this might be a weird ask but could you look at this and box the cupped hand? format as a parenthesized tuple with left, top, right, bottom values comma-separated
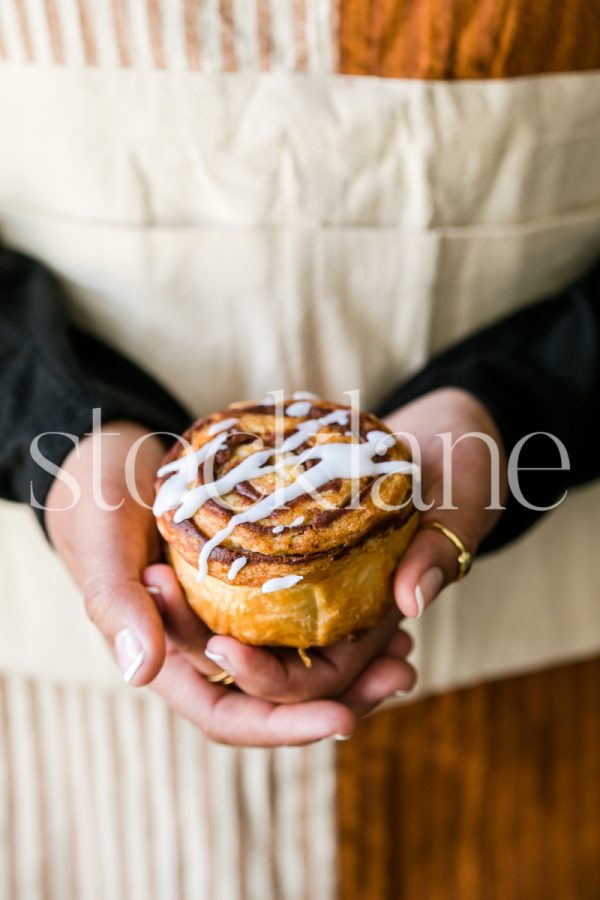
(46, 420, 415, 746)
(385, 388, 508, 618)
(146, 564, 416, 742)
(143, 562, 416, 710)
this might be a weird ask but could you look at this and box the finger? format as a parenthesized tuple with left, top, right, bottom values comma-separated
(45, 428, 169, 689)
(202, 634, 361, 703)
(83, 574, 166, 686)
(143, 564, 369, 697)
(142, 564, 224, 676)
(393, 513, 477, 618)
(204, 605, 403, 703)
(151, 646, 356, 747)
(378, 627, 414, 660)
(145, 563, 369, 695)
(338, 654, 417, 717)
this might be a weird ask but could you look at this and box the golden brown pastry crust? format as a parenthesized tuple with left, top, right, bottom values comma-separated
(155, 398, 418, 646)
(168, 515, 419, 646)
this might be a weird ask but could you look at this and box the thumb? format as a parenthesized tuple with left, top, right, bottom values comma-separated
(83, 574, 167, 686)
(393, 514, 477, 619)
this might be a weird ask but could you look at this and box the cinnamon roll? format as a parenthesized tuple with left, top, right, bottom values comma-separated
(153, 395, 419, 648)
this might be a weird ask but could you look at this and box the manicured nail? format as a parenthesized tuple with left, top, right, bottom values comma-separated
(115, 629, 144, 684)
(415, 567, 444, 617)
(415, 585, 425, 617)
(145, 584, 165, 614)
(205, 649, 235, 675)
(333, 733, 352, 741)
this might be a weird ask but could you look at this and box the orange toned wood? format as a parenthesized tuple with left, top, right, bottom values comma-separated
(337, 656, 600, 900)
(338, 0, 600, 79)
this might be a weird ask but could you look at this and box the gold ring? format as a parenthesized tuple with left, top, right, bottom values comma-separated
(421, 521, 473, 580)
(207, 668, 235, 686)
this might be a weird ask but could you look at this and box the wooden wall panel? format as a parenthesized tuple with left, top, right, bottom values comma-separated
(338, 0, 600, 79)
(337, 657, 600, 900)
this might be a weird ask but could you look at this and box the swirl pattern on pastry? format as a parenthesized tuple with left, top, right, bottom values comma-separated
(153, 397, 419, 646)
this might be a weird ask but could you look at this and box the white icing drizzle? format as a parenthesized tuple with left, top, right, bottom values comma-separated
(152, 432, 229, 517)
(292, 391, 321, 401)
(154, 409, 415, 583)
(281, 409, 350, 453)
(261, 574, 304, 593)
(227, 556, 248, 580)
(171, 448, 275, 524)
(207, 417, 239, 436)
(272, 514, 305, 534)
(366, 430, 396, 455)
(285, 400, 312, 417)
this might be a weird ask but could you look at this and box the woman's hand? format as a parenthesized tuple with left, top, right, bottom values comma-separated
(143, 562, 416, 709)
(385, 388, 508, 618)
(45, 421, 415, 745)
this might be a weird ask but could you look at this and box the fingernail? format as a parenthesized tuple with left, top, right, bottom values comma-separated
(393, 690, 409, 697)
(205, 649, 235, 675)
(333, 733, 352, 741)
(415, 567, 444, 617)
(145, 584, 165, 614)
(115, 629, 144, 685)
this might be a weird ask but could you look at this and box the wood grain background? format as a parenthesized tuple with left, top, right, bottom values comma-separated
(338, 0, 600, 79)
(337, 656, 600, 900)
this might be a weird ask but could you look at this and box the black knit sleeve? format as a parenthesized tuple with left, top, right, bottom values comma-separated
(377, 255, 600, 553)
(0, 245, 191, 527)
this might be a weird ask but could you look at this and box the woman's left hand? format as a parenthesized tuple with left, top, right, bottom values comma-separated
(385, 387, 509, 618)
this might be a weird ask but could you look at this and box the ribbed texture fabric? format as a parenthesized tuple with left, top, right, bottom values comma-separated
(0, 0, 338, 72)
(0, 675, 336, 900)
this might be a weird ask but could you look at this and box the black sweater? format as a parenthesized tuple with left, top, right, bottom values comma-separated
(1, 243, 598, 549)
(0, 247, 190, 525)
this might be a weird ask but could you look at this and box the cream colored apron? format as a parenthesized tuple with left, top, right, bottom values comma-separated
(1, 3, 600, 898)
